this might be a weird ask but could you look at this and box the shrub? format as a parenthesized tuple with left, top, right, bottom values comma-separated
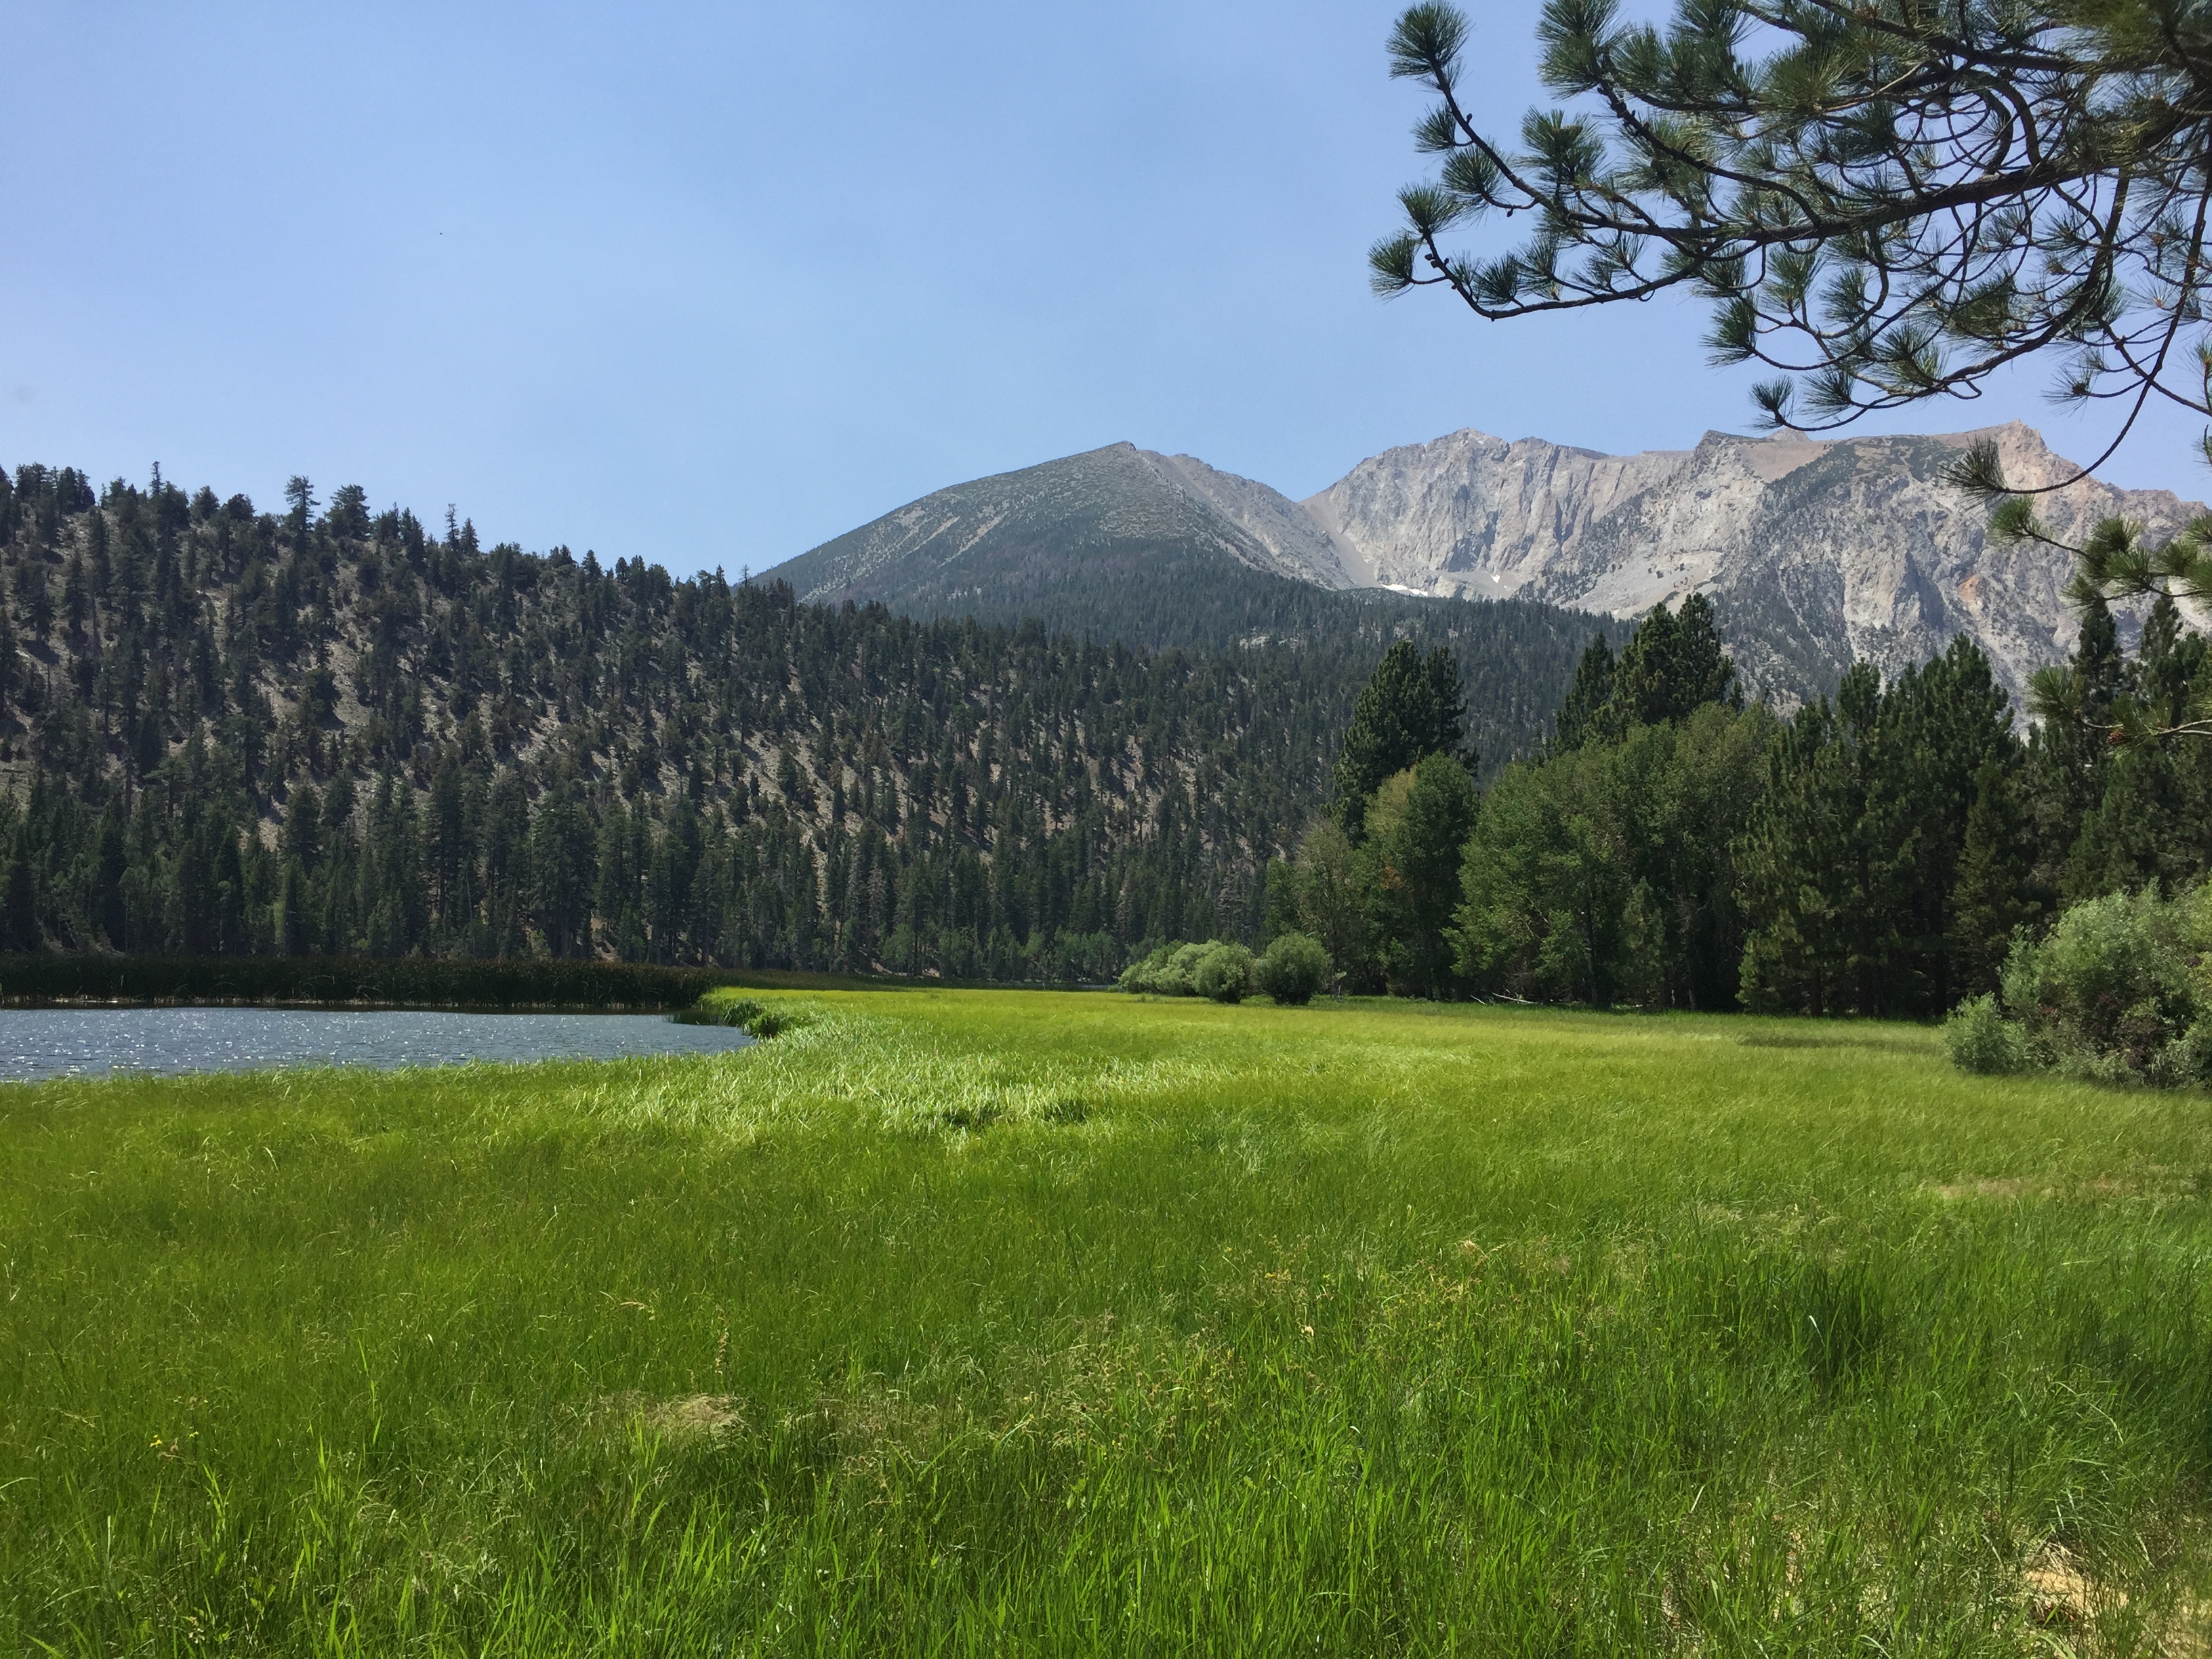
(1118, 943, 1210, 996)
(1114, 946, 1168, 994)
(699, 995, 767, 1030)
(1945, 887, 2212, 1086)
(2001, 888, 2204, 1083)
(1118, 940, 1256, 1000)
(1941, 993, 2025, 1075)
(1254, 932, 1332, 1006)
(1161, 944, 1211, 996)
(1191, 942, 1254, 1004)
(684, 993, 815, 1038)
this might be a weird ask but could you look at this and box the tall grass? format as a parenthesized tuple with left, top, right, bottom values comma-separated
(2, 992, 2209, 1653)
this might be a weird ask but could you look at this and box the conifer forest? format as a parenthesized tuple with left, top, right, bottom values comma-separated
(0, 463, 1589, 982)
(0, 459, 2200, 1005)
(1279, 590, 2212, 1019)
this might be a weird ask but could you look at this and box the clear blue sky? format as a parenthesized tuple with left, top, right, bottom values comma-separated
(3, 1, 2203, 577)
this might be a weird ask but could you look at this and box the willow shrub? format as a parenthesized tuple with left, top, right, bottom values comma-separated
(1254, 931, 1332, 1005)
(1946, 886, 2212, 1084)
(1119, 940, 1254, 1001)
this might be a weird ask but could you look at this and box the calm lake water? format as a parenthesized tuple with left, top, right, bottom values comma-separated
(0, 1008, 755, 1081)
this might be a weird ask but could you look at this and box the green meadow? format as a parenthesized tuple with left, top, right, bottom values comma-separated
(3, 990, 2210, 1654)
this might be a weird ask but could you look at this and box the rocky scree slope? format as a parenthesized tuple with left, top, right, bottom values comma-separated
(776, 442, 1355, 608)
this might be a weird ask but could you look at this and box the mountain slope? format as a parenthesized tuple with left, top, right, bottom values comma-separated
(1307, 422, 2205, 703)
(764, 442, 1608, 729)
(0, 462, 1594, 976)
(774, 442, 1353, 623)
(772, 421, 2207, 709)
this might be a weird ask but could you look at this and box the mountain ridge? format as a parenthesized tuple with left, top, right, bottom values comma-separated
(767, 421, 2207, 706)
(772, 441, 1359, 611)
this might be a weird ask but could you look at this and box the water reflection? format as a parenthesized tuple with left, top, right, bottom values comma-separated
(0, 1008, 754, 1080)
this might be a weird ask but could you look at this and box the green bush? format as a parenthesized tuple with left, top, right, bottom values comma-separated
(1944, 888, 2212, 1086)
(1162, 944, 1212, 995)
(1940, 993, 2025, 1075)
(1254, 933, 1332, 1006)
(1118, 940, 1255, 1001)
(683, 992, 817, 1038)
(1118, 943, 1203, 996)
(687, 995, 768, 1030)
(1191, 942, 1255, 1004)
(2002, 888, 2208, 1084)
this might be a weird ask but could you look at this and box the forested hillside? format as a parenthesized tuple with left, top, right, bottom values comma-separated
(1261, 585, 2212, 1034)
(0, 463, 1593, 976)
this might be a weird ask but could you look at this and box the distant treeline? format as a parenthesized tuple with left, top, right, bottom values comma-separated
(0, 955, 752, 1008)
(0, 463, 1593, 982)
(1273, 591, 2206, 1019)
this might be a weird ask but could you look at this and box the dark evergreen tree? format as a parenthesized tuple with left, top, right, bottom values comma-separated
(2064, 595, 2212, 897)
(1332, 641, 1468, 834)
(1549, 596, 1733, 750)
(1948, 759, 2041, 996)
(1550, 634, 1613, 752)
(89, 806, 125, 949)
(1736, 667, 1885, 1017)
(1738, 641, 2015, 1017)
(2022, 592, 2125, 897)
(1610, 594, 1737, 729)
(1877, 637, 2018, 1010)
(531, 781, 598, 959)
(0, 830, 35, 951)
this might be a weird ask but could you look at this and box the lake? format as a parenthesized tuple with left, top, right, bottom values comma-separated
(0, 1008, 755, 1081)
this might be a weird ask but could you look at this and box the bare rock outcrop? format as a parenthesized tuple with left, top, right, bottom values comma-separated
(1305, 422, 2205, 703)
(765, 420, 2206, 709)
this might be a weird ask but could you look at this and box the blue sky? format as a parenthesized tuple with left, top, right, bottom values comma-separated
(3, 1, 2204, 577)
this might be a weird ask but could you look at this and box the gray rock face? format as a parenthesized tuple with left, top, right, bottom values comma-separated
(1303, 421, 2205, 703)
(1140, 451, 1357, 590)
(766, 420, 2204, 708)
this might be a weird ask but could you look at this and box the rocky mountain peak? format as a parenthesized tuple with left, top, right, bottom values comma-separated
(1301, 421, 2205, 705)
(764, 419, 2206, 709)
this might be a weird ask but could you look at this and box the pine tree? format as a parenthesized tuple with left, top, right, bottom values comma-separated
(2023, 592, 2124, 895)
(90, 806, 125, 949)
(2066, 596, 2212, 897)
(0, 599, 17, 722)
(1333, 641, 1468, 833)
(531, 781, 598, 958)
(1, 830, 35, 951)
(1948, 759, 2040, 998)
(426, 754, 470, 937)
(1876, 637, 2017, 1010)
(1612, 594, 1738, 729)
(1551, 635, 1614, 752)
(1738, 671, 1880, 1016)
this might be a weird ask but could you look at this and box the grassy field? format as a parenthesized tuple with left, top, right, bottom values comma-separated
(2, 991, 2209, 1655)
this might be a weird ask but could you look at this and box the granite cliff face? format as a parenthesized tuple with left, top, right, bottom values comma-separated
(767, 422, 2207, 707)
(1304, 422, 2205, 703)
